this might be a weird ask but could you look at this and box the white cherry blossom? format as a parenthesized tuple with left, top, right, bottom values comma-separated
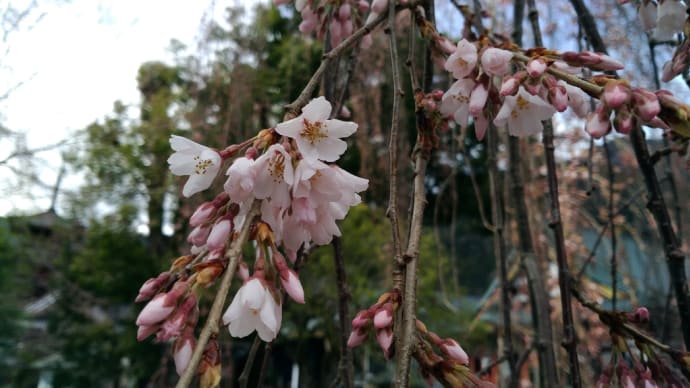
(168, 135, 222, 197)
(224, 156, 257, 203)
(276, 96, 357, 162)
(654, 0, 686, 41)
(440, 78, 476, 128)
(222, 278, 282, 342)
(494, 87, 556, 137)
(253, 144, 294, 208)
(444, 39, 478, 79)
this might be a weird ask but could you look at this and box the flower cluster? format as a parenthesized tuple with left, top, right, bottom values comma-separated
(347, 290, 400, 359)
(274, 0, 377, 49)
(593, 306, 690, 387)
(135, 96, 367, 376)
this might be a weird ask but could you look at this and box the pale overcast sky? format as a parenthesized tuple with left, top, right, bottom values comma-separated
(0, 0, 259, 215)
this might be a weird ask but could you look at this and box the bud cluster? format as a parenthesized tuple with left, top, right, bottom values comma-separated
(347, 290, 400, 359)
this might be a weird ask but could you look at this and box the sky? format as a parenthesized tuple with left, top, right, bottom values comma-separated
(0, 0, 261, 215)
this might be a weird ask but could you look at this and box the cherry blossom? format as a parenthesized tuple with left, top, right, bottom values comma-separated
(275, 96, 357, 162)
(444, 39, 478, 79)
(168, 135, 222, 197)
(440, 78, 475, 128)
(494, 87, 556, 136)
(480, 47, 513, 76)
(222, 278, 282, 342)
(224, 156, 257, 203)
(253, 144, 294, 207)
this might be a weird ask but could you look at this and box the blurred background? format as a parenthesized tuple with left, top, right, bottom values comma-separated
(1, 0, 689, 386)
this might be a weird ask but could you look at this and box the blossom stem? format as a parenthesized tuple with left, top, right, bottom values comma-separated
(175, 201, 260, 388)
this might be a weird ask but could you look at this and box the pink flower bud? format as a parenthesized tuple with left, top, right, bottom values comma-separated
(376, 327, 394, 354)
(469, 82, 489, 116)
(338, 3, 351, 19)
(137, 324, 160, 341)
(647, 116, 670, 130)
(480, 47, 513, 76)
(437, 37, 457, 55)
(373, 303, 394, 329)
(632, 87, 661, 122)
(351, 310, 371, 328)
(613, 107, 635, 134)
(474, 113, 488, 141)
(526, 58, 547, 78)
(136, 293, 176, 326)
(500, 72, 524, 96)
(440, 339, 469, 365)
(190, 202, 216, 227)
(339, 105, 352, 119)
(602, 82, 631, 109)
(329, 19, 343, 47)
(347, 328, 368, 347)
(187, 225, 211, 247)
(549, 84, 568, 112)
(174, 333, 195, 376)
(158, 295, 197, 341)
(432, 89, 445, 101)
(135, 271, 171, 302)
(342, 19, 353, 38)
(357, 0, 370, 12)
(206, 218, 233, 251)
(371, 0, 389, 14)
(585, 104, 612, 139)
(633, 306, 650, 323)
(280, 269, 305, 304)
(164, 280, 191, 306)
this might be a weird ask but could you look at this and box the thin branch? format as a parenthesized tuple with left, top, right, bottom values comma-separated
(332, 236, 354, 388)
(487, 122, 517, 383)
(238, 335, 262, 388)
(284, 0, 423, 117)
(534, 0, 582, 372)
(603, 138, 617, 312)
(256, 341, 273, 387)
(175, 202, 259, 388)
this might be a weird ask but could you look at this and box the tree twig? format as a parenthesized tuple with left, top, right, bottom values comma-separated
(238, 335, 262, 388)
(332, 236, 354, 388)
(175, 201, 259, 388)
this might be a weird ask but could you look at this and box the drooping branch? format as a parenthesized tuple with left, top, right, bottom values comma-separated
(565, 0, 690, 351)
(176, 201, 260, 388)
(510, 1, 559, 386)
(526, 0, 582, 385)
(332, 236, 354, 388)
(487, 122, 517, 385)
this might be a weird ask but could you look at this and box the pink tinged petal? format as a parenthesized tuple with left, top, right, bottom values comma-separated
(136, 294, 175, 326)
(632, 88, 661, 121)
(437, 37, 457, 55)
(549, 84, 569, 112)
(206, 219, 232, 251)
(242, 278, 266, 311)
(440, 339, 469, 365)
(638, 0, 657, 31)
(347, 328, 368, 347)
(469, 82, 489, 116)
(376, 327, 394, 352)
(275, 116, 304, 138)
(190, 202, 215, 227)
(445, 39, 478, 79)
(137, 324, 159, 341)
(560, 81, 589, 117)
(500, 76, 520, 96)
(373, 304, 393, 329)
(301, 96, 332, 122)
(174, 338, 195, 376)
(188, 225, 211, 247)
(352, 310, 371, 328)
(480, 48, 513, 76)
(237, 261, 250, 281)
(371, 0, 389, 14)
(313, 137, 348, 162)
(325, 119, 357, 137)
(585, 104, 612, 138)
(281, 269, 305, 304)
(602, 82, 631, 109)
(135, 271, 170, 303)
(613, 108, 635, 134)
(526, 58, 547, 78)
(474, 113, 489, 141)
(441, 79, 475, 127)
(229, 315, 259, 338)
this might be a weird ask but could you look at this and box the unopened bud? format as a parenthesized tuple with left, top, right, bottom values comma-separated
(136, 293, 175, 326)
(135, 271, 171, 302)
(439, 338, 469, 365)
(347, 327, 368, 347)
(190, 202, 216, 227)
(280, 269, 305, 304)
(373, 303, 394, 329)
